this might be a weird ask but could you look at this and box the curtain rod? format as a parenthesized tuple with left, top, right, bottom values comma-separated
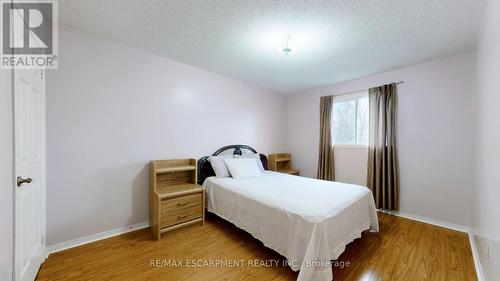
(328, 81, 404, 98)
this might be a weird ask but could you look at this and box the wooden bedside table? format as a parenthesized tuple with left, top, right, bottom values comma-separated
(149, 159, 205, 240)
(268, 153, 300, 176)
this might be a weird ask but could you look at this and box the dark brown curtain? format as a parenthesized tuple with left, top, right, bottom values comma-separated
(367, 83, 399, 211)
(317, 96, 335, 181)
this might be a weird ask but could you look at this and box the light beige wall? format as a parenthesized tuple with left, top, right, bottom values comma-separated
(333, 147, 368, 186)
(473, 0, 500, 279)
(46, 25, 287, 246)
(286, 53, 476, 227)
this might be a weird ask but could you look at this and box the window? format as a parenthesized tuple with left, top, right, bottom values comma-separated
(332, 91, 369, 146)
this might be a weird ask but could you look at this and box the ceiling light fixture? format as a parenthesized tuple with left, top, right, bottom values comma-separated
(276, 35, 297, 56)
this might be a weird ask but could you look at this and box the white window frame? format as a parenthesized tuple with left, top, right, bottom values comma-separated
(332, 91, 369, 149)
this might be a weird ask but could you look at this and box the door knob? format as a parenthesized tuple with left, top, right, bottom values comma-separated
(17, 176, 33, 187)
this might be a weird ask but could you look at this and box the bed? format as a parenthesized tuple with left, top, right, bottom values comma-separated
(198, 145, 379, 281)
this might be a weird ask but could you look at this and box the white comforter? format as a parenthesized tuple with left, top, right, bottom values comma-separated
(203, 172, 379, 281)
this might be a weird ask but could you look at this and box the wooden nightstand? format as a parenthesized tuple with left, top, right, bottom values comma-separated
(149, 159, 205, 240)
(268, 153, 300, 176)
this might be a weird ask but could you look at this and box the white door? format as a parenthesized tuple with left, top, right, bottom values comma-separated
(14, 69, 46, 281)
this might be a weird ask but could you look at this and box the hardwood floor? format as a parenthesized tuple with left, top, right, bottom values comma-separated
(36, 213, 476, 281)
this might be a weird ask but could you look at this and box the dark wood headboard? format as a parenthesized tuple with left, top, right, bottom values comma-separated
(197, 145, 268, 185)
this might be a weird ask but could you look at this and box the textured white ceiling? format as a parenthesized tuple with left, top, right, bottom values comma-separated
(59, 0, 484, 94)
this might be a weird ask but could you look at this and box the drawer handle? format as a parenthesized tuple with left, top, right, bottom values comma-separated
(177, 202, 188, 207)
(177, 215, 188, 220)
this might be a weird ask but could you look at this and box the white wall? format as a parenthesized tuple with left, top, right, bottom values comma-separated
(0, 69, 13, 281)
(473, 0, 500, 279)
(46, 26, 286, 245)
(286, 53, 476, 227)
(333, 147, 368, 186)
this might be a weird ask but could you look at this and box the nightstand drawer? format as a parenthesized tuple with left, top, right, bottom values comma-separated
(160, 193, 202, 228)
(160, 205, 202, 227)
(161, 193, 202, 210)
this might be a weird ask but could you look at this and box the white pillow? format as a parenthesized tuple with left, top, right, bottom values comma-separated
(209, 155, 233, 178)
(234, 153, 265, 172)
(223, 158, 263, 180)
